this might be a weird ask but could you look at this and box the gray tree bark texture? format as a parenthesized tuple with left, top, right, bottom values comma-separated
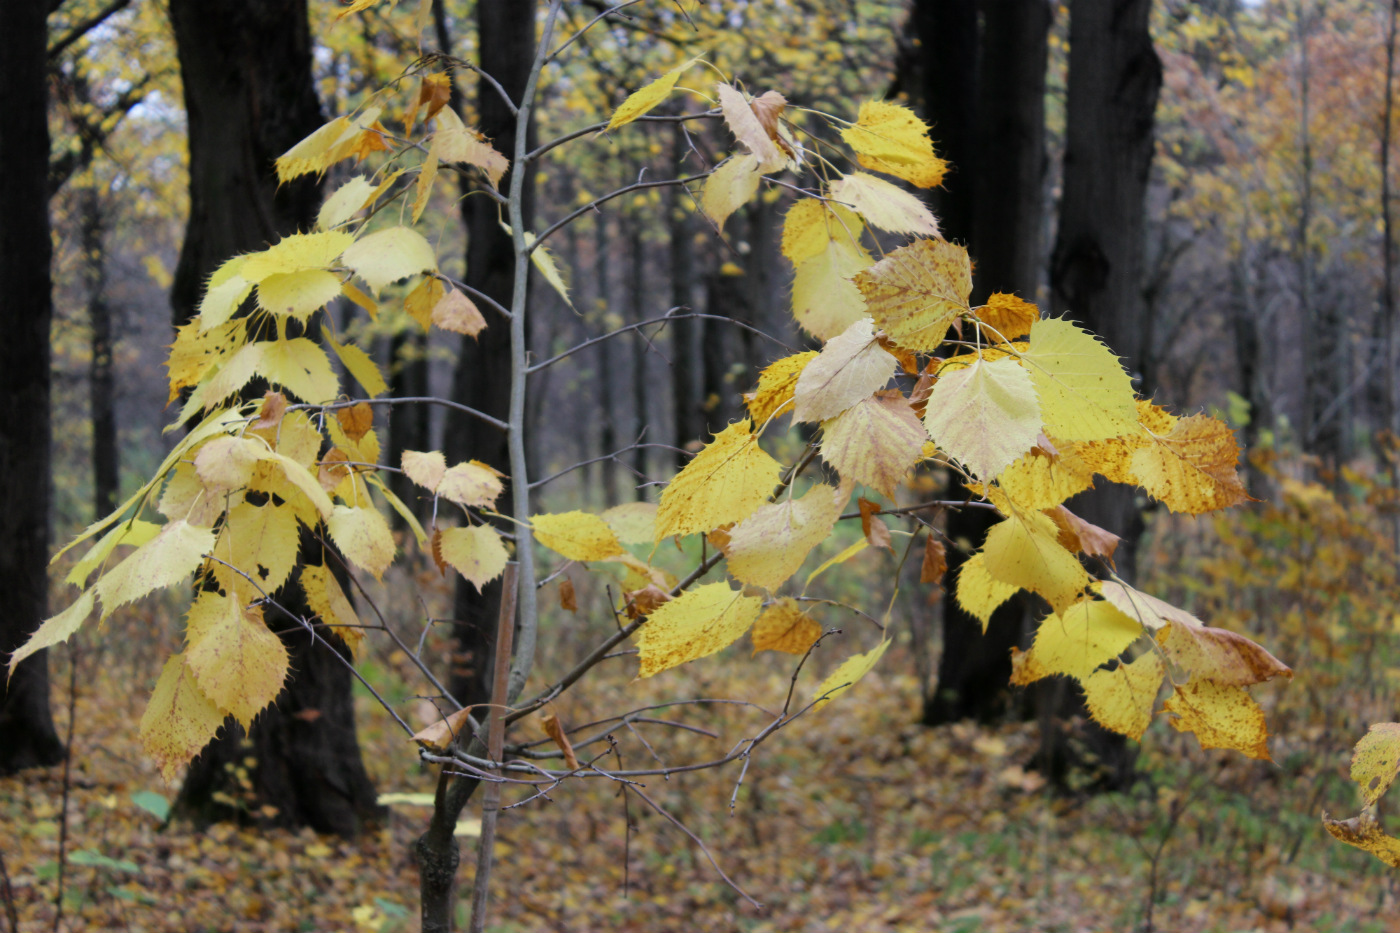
(0, 0, 67, 777)
(444, 0, 539, 713)
(166, 0, 381, 836)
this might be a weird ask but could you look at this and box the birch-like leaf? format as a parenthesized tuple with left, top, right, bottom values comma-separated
(635, 582, 762, 678)
(532, 510, 625, 561)
(654, 420, 782, 541)
(828, 172, 939, 237)
(701, 153, 762, 229)
(1022, 318, 1138, 442)
(140, 653, 225, 783)
(792, 318, 896, 423)
(726, 484, 843, 591)
(855, 238, 971, 351)
(820, 391, 925, 497)
(436, 526, 510, 593)
(923, 357, 1041, 480)
(95, 521, 217, 621)
(341, 226, 437, 296)
(812, 638, 891, 710)
(185, 593, 288, 730)
(327, 504, 395, 580)
(840, 100, 947, 188)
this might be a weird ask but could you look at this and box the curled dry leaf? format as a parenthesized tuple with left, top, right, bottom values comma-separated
(540, 712, 581, 771)
(412, 707, 476, 753)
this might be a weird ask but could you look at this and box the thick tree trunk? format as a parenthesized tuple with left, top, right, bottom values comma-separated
(82, 187, 119, 519)
(167, 0, 380, 836)
(444, 0, 537, 711)
(0, 0, 66, 776)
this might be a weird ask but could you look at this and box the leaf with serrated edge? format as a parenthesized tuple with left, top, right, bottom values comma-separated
(601, 502, 657, 545)
(140, 653, 225, 783)
(792, 318, 896, 423)
(432, 289, 486, 336)
(302, 564, 365, 656)
(820, 391, 925, 497)
(1022, 318, 1138, 442)
(341, 226, 437, 296)
(1130, 413, 1250, 515)
(185, 593, 288, 729)
(207, 501, 300, 600)
(606, 59, 698, 131)
(654, 420, 782, 541)
(855, 238, 971, 351)
(318, 175, 375, 230)
(701, 153, 762, 229)
(1351, 723, 1400, 808)
(240, 231, 354, 282)
(95, 521, 217, 621)
(1162, 679, 1272, 760)
(1324, 809, 1400, 869)
(327, 505, 395, 580)
(433, 107, 507, 187)
(7, 590, 96, 679)
(840, 100, 946, 188)
(438, 460, 504, 509)
(1082, 652, 1164, 740)
(828, 172, 939, 237)
(727, 484, 843, 591)
(995, 447, 1094, 511)
(781, 199, 863, 265)
(437, 525, 510, 592)
(746, 351, 817, 427)
(976, 293, 1038, 341)
(532, 510, 625, 561)
(716, 83, 785, 172)
(751, 598, 821, 655)
(67, 520, 161, 588)
(326, 336, 387, 397)
(1010, 599, 1143, 685)
(981, 509, 1088, 613)
(402, 450, 447, 492)
(256, 269, 343, 320)
(522, 231, 573, 308)
(924, 357, 1041, 480)
(635, 582, 762, 678)
(791, 231, 873, 341)
(813, 638, 890, 710)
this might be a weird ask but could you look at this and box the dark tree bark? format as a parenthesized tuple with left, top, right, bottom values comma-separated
(0, 0, 66, 777)
(669, 127, 701, 461)
(443, 0, 537, 711)
(387, 329, 431, 529)
(81, 187, 119, 519)
(908, 0, 978, 245)
(166, 0, 380, 836)
(917, 0, 1051, 726)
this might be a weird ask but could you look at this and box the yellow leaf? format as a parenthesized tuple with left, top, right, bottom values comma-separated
(258, 338, 341, 404)
(701, 153, 762, 229)
(606, 59, 697, 131)
(1162, 678, 1272, 760)
(198, 275, 253, 331)
(412, 147, 439, 224)
(437, 460, 504, 509)
(791, 229, 873, 341)
(781, 199, 863, 265)
(1350, 723, 1400, 807)
(433, 107, 508, 188)
(341, 226, 437, 296)
(812, 637, 890, 710)
(166, 320, 245, 403)
(327, 505, 395, 580)
(207, 501, 301, 599)
(804, 538, 868, 588)
(828, 172, 939, 237)
(727, 484, 843, 591)
(1082, 652, 1165, 740)
(746, 351, 817, 427)
(924, 357, 1041, 481)
(7, 590, 96, 680)
(342, 282, 379, 319)
(67, 520, 161, 587)
(402, 450, 447, 492)
(1324, 808, 1400, 869)
(326, 335, 388, 397)
(1022, 318, 1138, 442)
(302, 564, 365, 657)
(955, 553, 1018, 631)
(1009, 599, 1144, 685)
(317, 175, 375, 230)
(981, 509, 1088, 613)
(751, 598, 821, 655)
(532, 510, 625, 561)
(240, 231, 355, 282)
(995, 446, 1095, 511)
(404, 275, 445, 331)
(184, 592, 288, 729)
(266, 451, 336, 521)
(976, 292, 1038, 341)
(840, 100, 947, 188)
(855, 238, 971, 351)
(792, 318, 897, 423)
(367, 473, 427, 547)
(716, 82, 786, 172)
(95, 520, 217, 621)
(139, 653, 225, 783)
(523, 231, 573, 309)
(192, 435, 266, 496)
(255, 269, 343, 320)
(635, 582, 762, 677)
(275, 108, 383, 181)
(600, 501, 658, 545)
(432, 288, 487, 336)
(820, 391, 925, 498)
(1130, 413, 1251, 515)
(436, 525, 510, 592)
(654, 420, 782, 541)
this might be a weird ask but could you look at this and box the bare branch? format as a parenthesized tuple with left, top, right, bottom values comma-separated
(529, 172, 710, 250)
(526, 309, 798, 374)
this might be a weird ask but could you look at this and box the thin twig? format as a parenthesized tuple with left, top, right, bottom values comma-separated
(293, 396, 509, 432)
(527, 309, 797, 374)
(529, 173, 710, 249)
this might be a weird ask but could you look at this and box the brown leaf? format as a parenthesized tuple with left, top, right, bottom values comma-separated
(624, 584, 671, 620)
(429, 528, 448, 575)
(749, 90, 788, 143)
(253, 391, 288, 430)
(1046, 504, 1120, 567)
(540, 712, 580, 771)
(318, 448, 352, 492)
(411, 706, 475, 753)
(878, 336, 920, 375)
(559, 577, 577, 613)
(336, 402, 374, 442)
(706, 524, 733, 556)
(420, 73, 453, 126)
(432, 288, 487, 336)
(858, 498, 892, 551)
(920, 534, 947, 585)
(291, 708, 322, 722)
(909, 362, 937, 420)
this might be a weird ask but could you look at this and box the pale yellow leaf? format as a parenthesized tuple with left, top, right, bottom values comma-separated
(716, 82, 785, 172)
(185, 592, 288, 730)
(828, 172, 939, 237)
(326, 335, 388, 397)
(635, 581, 762, 678)
(781, 199, 863, 266)
(791, 231, 873, 341)
(327, 505, 395, 580)
(66, 520, 161, 587)
(95, 520, 217, 621)
(433, 107, 508, 188)
(840, 100, 947, 188)
(601, 502, 658, 545)
(820, 391, 925, 497)
(654, 420, 782, 541)
(701, 153, 762, 229)
(317, 175, 375, 230)
(256, 269, 343, 320)
(341, 226, 437, 296)
(924, 357, 1041, 480)
(532, 510, 625, 561)
(726, 484, 843, 591)
(812, 637, 890, 710)
(437, 460, 504, 509)
(366, 473, 427, 548)
(207, 501, 301, 599)
(792, 318, 896, 423)
(1082, 651, 1165, 740)
(804, 538, 868, 588)
(140, 653, 226, 783)
(1022, 318, 1138, 442)
(523, 231, 573, 308)
(301, 564, 365, 657)
(7, 590, 96, 679)
(257, 338, 341, 404)
(412, 147, 439, 224)
(240, 231, 355, 282)
(402, 449, 447, 492)
(198, 275, 253, 331)
(436, 525, 510, 592)
(981, 509, 1089, 613)
(854, 238, 971, 351)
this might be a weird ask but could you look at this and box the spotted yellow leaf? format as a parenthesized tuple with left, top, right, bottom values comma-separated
(1010, 599, 1144, 685)
(1082, 651, 1165, 740)
(792, 318, 896, 423)
(781, 199, 863, 266)
(812, 637, 890, 710)
(854, 238, 971, 351)
(301, 564, 365, 656)
(436, 525, 510, 592)
(184, 592, 288, 730)
(745, 351, 817, 427)
(635, 582, 762, 678)
(840, 100, 947, 188)
(532, 510, 625, 561)
(1162, 678, 1272, 761)
(654, 420, 782, 541)
(327, 504, 395, 580)
(726, 484, 843, 591)
(820, 391, 925, 497)
(140, 653, 226, 783)
(751, 598, 821, 655)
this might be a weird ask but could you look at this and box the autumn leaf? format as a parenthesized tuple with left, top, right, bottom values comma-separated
(275, 107, 383, 181)
(854, 238, 972, 351)
(341, 226, 437, 296)
(411, 708, 477, 753)
(828, 172, 939, 237)
(606, 58, 698, 131)
(66, 519, 161, 587)
(751, 598, 821, 655)
(791, 227, 874, 341)
(955, 552, 1017, 630)
(532, 510, 625, 561)
(327, 504, 395, 580)
(792, 318, 897, 423)
(317, 175, 375, 230)
(1045, 504, 1119, 564)
(433, 107, 508, 188)
(207, 501, 300, 599)
(812, 638, 891, 710)
(432, 288, 487, 336)
(634, 582, 762, 678)
(920, 535, 947, 585)
(976, 293, 1039, 341)
(995, 446, 1095, 511)
(820, 391, 926, 497)
(924, 357, 1042, 481)
(1082, 652, 1165, 740)
(405, 276, 445, 330)
(7, 590, 96, 680)
(1010, 599, 1144, 684)
(981, 508, 1089, 613)
(327, 336, 388, 397)
(1129, 413, 1251, 514)
(654, 420, 782, 541)
(540, 713, 581, 770)
(256, 269, 343, 320)
(781, 199, 863, 266)
(402, 449, 447, 492)
(857, 497, 892, 550)
(701, 153, 762, 229)
(600, 501, 657, 545)
(1350, 723, 1400, 807)
(184, 592, 288, 729)
(301, 564, 364, 657)
(1324, 808, 1400, 869)
(95, 520, 217, 621)
(840, 99, 947, 188)
(437, 460, 505, 509)
(1022, 318, 1138, 442)
(140, 653, 226, 783)
(726, 484, 843, 591)
(436, 526, 510, 592)
(1162, 678, 1272, 761)
(716, 82, 786, 172)
(745, 351, 817, 427)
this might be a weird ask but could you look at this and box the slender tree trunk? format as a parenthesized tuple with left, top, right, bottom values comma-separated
(82, 187, 119, 519)
(0, 0, 66, 777)
(444, 0, 537, 711)
(596, 219, 620, 508)
(1045, 0, 1162, 788)
(167, 0, 380, 835)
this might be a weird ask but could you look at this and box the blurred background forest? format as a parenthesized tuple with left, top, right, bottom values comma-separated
(5, 0, 1400, 931)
